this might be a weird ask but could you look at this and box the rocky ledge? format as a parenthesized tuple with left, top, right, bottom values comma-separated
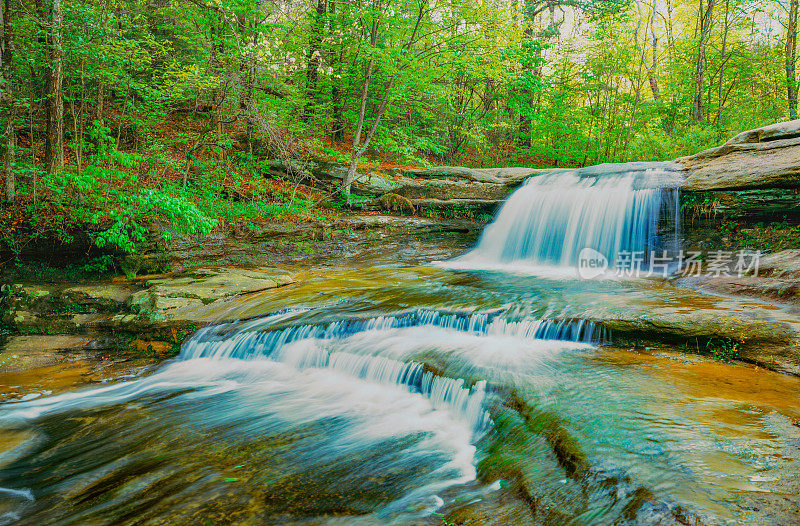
(678, 120, 800, 191)
(0, 266, 298, 370)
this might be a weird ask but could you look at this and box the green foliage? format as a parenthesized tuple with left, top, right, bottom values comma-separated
(705, 337, 741, 361)
(79, 255, 117, 277)
(43, 122, 216, 254)
(322, 147, 349, 164)
(680, 192, 717, 212)
(1, 0, 794, 270)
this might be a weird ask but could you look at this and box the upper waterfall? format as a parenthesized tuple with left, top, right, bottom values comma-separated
(450, 162, 683, 271)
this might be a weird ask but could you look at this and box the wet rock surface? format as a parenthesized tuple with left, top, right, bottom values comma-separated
(5, 227, 800, 524)
(673, 250, 800, 308)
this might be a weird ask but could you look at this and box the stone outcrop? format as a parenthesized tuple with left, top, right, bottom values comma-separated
(402, 166, 545, 185)
(673, 250, 800, 309)
(678, 119, 800, 191)
(1, 266, 298, 340)
(308, 159, 534, 215)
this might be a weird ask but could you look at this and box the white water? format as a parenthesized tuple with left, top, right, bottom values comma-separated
(0, 308, 599, 518)
(181, 309, 606, 363)
(444, 162, 682, 272)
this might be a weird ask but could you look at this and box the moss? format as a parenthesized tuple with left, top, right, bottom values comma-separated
(621, 487, 656, 521)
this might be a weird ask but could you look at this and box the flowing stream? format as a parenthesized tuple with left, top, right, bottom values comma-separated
(1, 163, 800, 525)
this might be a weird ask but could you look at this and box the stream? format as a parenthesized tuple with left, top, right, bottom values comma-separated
(1, 164, 799, 525)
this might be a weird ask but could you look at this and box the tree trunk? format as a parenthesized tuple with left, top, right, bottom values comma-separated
(1, 0, 13, 203)
(331, 80, 344, 142)
(209, 15, 224, 155)
(342, 48, 380, 196)
(518, 22, 534, 148)
(3, 108, 13, 203)
(329, 0, 344, 142)
(692, 0, 715, 123)
(246, 30, 256, 156)
(787, 0, 798, 120)
(239, 2, 262, 156)
(716, 0, 731, 126)
(45, 0, 64, 174)
(647, 2, 661, 101)
(95, 0, 107, 124)
(304, 0, 326, 121)
(342, 7, 380, 197)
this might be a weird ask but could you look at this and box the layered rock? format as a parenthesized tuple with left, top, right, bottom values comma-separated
(1, 267, 298, 353)
(673, 250, 800, 308)
(678, 119, 800, 191)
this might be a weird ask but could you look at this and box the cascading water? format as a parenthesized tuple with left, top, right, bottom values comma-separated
(447, 162, 683, 271)
(180, 309, 605, 432)
(184, 308, 607, 363)
(0, 307, 602, 523)
(5, 159, 796, 525)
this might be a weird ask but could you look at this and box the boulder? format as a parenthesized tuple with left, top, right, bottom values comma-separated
(128, 267, 297, 325)
(594, 308, 794, 346)
(724, 119, 800, 145)
(678, 121, 800, 191)
(390, 178, 511, 201)
(310, 161, 401, 195)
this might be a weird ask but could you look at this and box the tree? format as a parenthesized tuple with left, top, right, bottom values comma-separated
(44, 0, 64, 174)
(693, 0, 715, 122)
(1, 0, 13, 203)
(341, 0, 425, 197)
(304, 0, 327, 121)
(786, 0, 798, 120)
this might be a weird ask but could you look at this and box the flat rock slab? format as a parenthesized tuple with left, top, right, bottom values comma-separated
(0, 335, 159, 403)
(673, 250, 800, 309)
(62, 284, 134, 304)
(3, 266, 299, 332)
(148, 267, 294, 302)
(404, 166, 554, 185)
(677, 120, 800, 191)
(724, 119, 800, 145)
(0, 335, 94, 372)
(594, 307, 794, 344)
(130, 266, 298, 325)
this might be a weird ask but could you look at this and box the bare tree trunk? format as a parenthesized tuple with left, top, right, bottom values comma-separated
(1, 0, 14, 203)
(716, 0, 730, 126)
(518, 21, 534, 148)
(343, 50, 379, 196)
(246, 32, 256, 156)
(44, 0, 64, 174)
(209, 15, 224, 157)
(647, 1, 661, 101)
(95, 1, 109, 124)
(330, 21, 345, 141)
(304, 0, 326, 121)
(239, 2, 261, 156)
(341, 0, 425, 197)
(787, 0, 798, 120)
(331, 66, 344, 141)
(342, 4, 381, 197)
(625, 1, 650, 156)
(692, 0, 715, 123)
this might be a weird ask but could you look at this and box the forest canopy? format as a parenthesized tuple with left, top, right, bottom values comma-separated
(0, 0, 796, 261)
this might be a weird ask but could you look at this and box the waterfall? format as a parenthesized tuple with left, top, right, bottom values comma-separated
(453, 162, 682, 269)
(181, 310, 607, 361)
(179, 309, 606, 434)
